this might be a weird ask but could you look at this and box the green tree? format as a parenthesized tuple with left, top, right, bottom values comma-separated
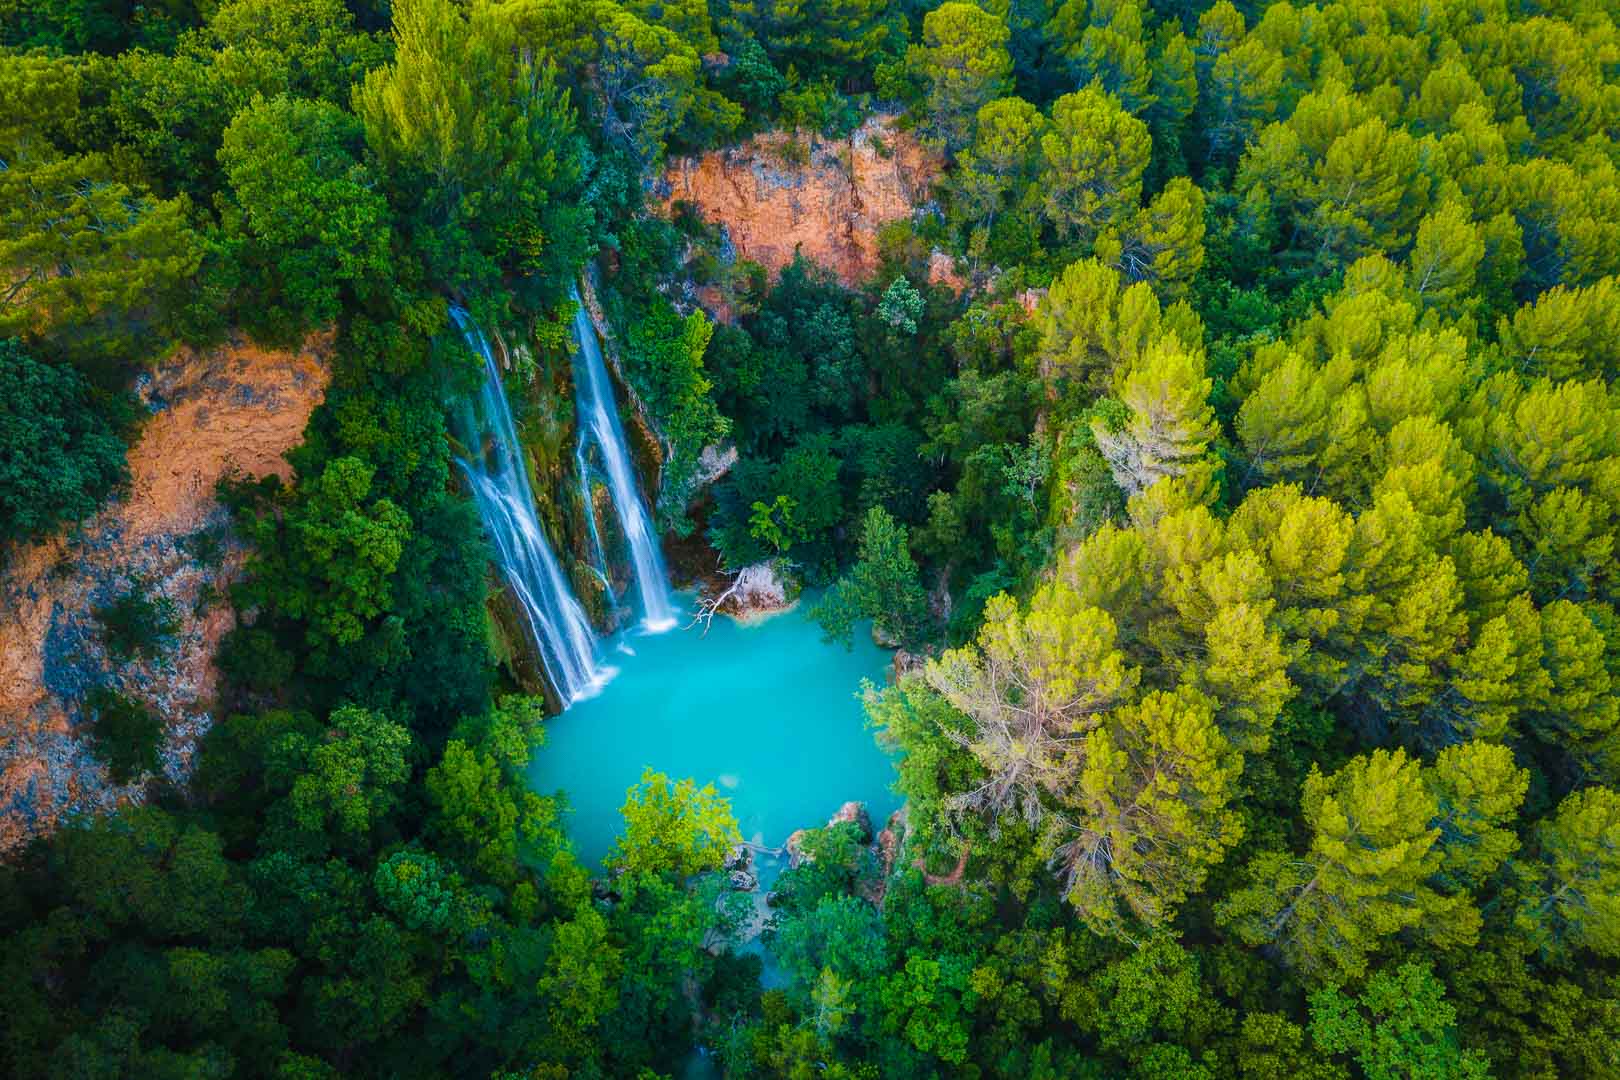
(268, 704, 410, 850)
(245, 455, 411, 658)
(1063, 686, 1244, 937)
(876, 276, 925, 335)
(811, 506, 929, 648)
(1090, 337, 1217, 498)
(84, 689, 165, 784)
(621, 298, 729, 526)
(1219, 749, 1482, 982)
(373, 850, 466, 935)
(1052, 0, 1154, 113)
(94, 578, 179, 663)
(608, 768, 741, 878)
(1309, 962, 1489, 1080)
(426, 734, 560, 883)
(0, 136, 200, 367)
(1407, 201, 1484, 323)
(1533, 600, 1620, 784)
(0, 340, 127, 545)
(909, 1, 1013, 152)
(588, 0, 741, 163)
(1513, 785, 1620, 961)
(217, 95, 394, 345)
(950, 96, 1044, 236)
(925, 587, 1137, 826)
(353, 0, 591, 301)
(1110, 176, 1206, 294)
(1034, 257, 1203, 398)
(1038, 87, 1150, 242)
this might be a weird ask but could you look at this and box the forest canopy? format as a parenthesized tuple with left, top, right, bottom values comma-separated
(3, 0, 1620, 1077)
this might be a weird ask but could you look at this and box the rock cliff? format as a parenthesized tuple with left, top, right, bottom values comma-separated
(0, 337, 328, 850)
(661, 115, 943, 289)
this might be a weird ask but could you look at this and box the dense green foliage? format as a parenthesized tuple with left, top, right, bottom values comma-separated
(84, 688, 165, 784)
(4, 0, 1620, 1076)
(0, 338, 127, 545)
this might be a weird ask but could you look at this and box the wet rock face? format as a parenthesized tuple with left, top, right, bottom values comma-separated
(661, 115, 943, 289)
(0, 335, 329, 852)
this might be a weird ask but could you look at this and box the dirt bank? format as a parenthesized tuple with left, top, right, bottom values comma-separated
(0, 336, 328, 851)
(661, 115, 944, 289)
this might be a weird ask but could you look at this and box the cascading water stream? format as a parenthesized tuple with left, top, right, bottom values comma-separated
(451, 306, 609, 703)
(570, 296, 677, 632)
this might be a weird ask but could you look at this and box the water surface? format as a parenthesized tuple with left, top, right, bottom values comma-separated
(529, 597, 899, 870)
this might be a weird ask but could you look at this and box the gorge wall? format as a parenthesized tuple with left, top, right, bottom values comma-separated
(0, 337, 328, 851)
(661, 114, 944, 290)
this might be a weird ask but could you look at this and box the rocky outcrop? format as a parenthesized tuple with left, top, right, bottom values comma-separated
(829, 799, 874, 842)
(783, 827, 811, 870)
(785, 800, 878, 870)
(890, 649, 925, 682)
(0, 336, 329, 852)
(876, 807, 906, 880)
(690, 443, 737, 495)
(692, 559, 795, 628)
(662, 115, 943, 289)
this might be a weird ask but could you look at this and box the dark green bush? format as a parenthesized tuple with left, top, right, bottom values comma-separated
(84, 688, 164, 783)
(94, 579, 179, 663)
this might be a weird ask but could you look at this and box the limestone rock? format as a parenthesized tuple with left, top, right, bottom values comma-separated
(700, 560, 794, 623)
(692, 444, 738, 495)
(0, 335, 331, 853)
(784, 828, 811, 869)
(661, 115, 943, 291)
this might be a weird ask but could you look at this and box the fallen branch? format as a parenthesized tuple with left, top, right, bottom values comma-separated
(686, 560, 790, 635)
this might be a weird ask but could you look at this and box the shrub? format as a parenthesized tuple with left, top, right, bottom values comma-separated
(94, 578, 179, 663)
(84, 688, 164, 783)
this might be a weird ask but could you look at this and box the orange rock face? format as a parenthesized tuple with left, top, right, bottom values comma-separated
(0, 336, 328, 851)
(661, 115, 943, 289)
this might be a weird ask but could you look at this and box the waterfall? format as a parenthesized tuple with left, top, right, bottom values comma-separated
(450, 306, 608, 703)
(571, 297, 677, 632)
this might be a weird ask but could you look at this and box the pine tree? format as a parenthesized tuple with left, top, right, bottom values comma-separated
(1228, 484, 1360, 694)
(1426, 741, 1529, 891)
(1534, 601, 1620, 784)
(1407, 200, 1484, 322)
(951, 96, 1044, 231)
(1092, 338, 1218, 498)
(1110, 177, 1206, 294)
(1498, 277, 1620, 382)
(1037, 87, 1150, 242)
(1219, 749, 1479, 982)
(1062, 686, 1244, 938)
(1514, 785, 1620, 961)
(924, 588, 1137, 825)
(910, 1, 1013, 153)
